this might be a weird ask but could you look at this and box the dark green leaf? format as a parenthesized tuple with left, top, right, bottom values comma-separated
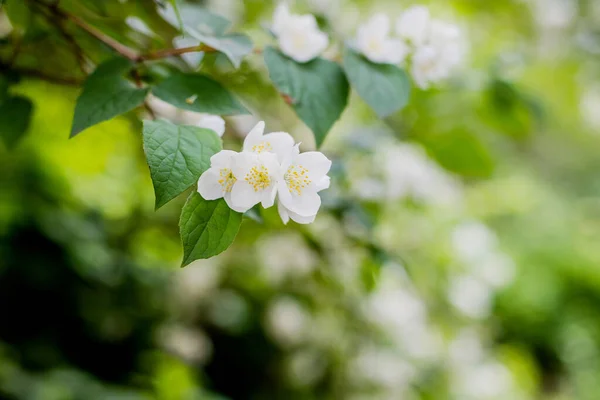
(264, 47, 349, 147)
(71, 58, 149, 137)
(343, 48, 411, 118)
(180, 193, 242, 266)
(152, 73, 248, 115)
(143, 119, 222, 209)
(4, 0, 30, 31)
(0, 96, 33, 149)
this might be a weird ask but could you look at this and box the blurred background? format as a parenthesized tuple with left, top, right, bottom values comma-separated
(2, 0, 600, 399)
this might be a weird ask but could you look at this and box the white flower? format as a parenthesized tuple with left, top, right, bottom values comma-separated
(411, 46, 446, 90)
(355, 14, 409, 65)
(447, 274, 492, 319)
(197, 150, 246, 212)
(409, 19, 465, 89)
(381, 143, 462, 204)
(266, 297, 311, 347)
(277, 145, 332, 224)
(230, 151, 281, 211)
(243, 121, 295, 162)
(396, 5, 430, 46)
(197, 114, 226, 137)
(147, 95, 226, 136)
(272, 3, 329, 63)
(272, 2, 292, 37)
(451, 221, 498, 264)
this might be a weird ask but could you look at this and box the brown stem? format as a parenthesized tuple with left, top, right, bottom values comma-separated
(138, 44, 217, 61)
(65, 13, 139, 61)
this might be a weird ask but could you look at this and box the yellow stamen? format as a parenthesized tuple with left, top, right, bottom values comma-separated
(217, 168, 236, 193)
(244, 165, 272, 192)
(285, 165, 311, 195)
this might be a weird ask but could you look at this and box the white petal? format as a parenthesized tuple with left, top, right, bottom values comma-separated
(272, 3, 292, 36)
(230, 181, 263, 212)
(288, 209, 317, 224)
(197, 169, 223, 200)
(224, 192, 248, 213)
(210, 150, 237, 169)
(296, 151, 332, 180)
(277, 200, 290, 225)
(231, 151, 258, 178)
(262, 185, 278, 208)
(281, 143, 301, 171)
(262, 131, 295, 161)
(383, 39, 410, 64)
(279, 25, 328, 63)
(286, 189, 321, 217)
(258, 151, 282, 176)
(197, 115, 225, 137)
(242, 121, 266, 151)
(396, 5, 430, 45)
(315, 176, 330, 191)
(367, 14, 391, 38)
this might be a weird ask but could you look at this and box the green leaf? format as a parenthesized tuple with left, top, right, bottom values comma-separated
(343, 48, 411, 118)
(4, 0, 31, 31)
(264, 47, 349, 147)
(168, 0, 184, 32)
(152, 73, 248, 115)
(179, 193, 242, 266)
(160, 2, 230, 36)
(194, 32, 253, 69)
(71, 58, 149, 137)
(0, 96, 33, 149)
(143, 119, 222, 210)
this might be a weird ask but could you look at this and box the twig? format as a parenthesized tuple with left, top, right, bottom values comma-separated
(137, 44, 217, 61)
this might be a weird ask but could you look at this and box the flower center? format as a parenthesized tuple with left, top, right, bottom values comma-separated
(251, 141, 273, 153)
(285, 164, 311, 195)
(368, 39, 383, 54)
(293, 34, 308, 50)
(218, 168, 237, 193)
(245, 165, 272, 192)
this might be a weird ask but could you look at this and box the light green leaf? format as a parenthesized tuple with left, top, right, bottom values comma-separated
(179, 193, 242, 266)
(264, 47, 349, 147)
(142, 119, 222, 210)
(343, 48, 411, 118)
(0, 96, 33, 149)
(194, 32, 253, 69)
(70, 58, 149, 137)
(160, 2, 230, 36)
(152, 73, 248, 115)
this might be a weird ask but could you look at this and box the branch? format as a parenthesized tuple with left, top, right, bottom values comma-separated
(138, 44, 217, 61)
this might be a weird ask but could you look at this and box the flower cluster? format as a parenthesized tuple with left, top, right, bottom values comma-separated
(355, 6, 465, 89)
(197, 121, 332, 224)
(271, 3, 329, 63)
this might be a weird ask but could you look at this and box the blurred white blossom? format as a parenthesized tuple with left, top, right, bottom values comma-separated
(272, 3, 329, 63)
(448, 274, 493, 319)
(158, 325, 212, 364)
(355, 14, 409, 64)
(396, 5, 430, 46)
(381, 143, 463, 205)
(257, 233, 317, 284)
(266, 297, 311, 347)
(451, 221, 498, 263)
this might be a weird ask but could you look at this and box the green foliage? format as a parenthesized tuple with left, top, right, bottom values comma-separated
(343, 48, 411, 118)
(0, 96, 32, 149)
(195, 33, 253, 69)
(142, 119, 222, 210)
(264, 47, 349, 147)
(152, 73, 248, 115)
(3, 0, 30, 31)
(70, 58, 149, 137)
(179, 193, 242, 266)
